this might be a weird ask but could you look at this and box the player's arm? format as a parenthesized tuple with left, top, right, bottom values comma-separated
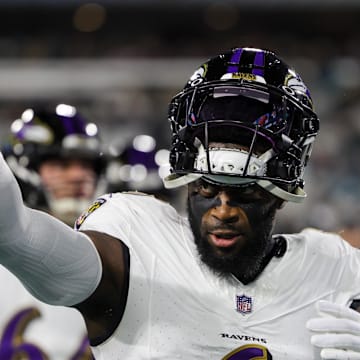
(74, 230, 130, 343)
(0, 153, 128, 342)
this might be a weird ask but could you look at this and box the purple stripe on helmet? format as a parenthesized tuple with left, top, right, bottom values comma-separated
(227, 48, 243, 73)
(59, 115, 86, 135)
(14, 127, 26, 140)
(59, 116, 75, 134)
(252, 50, 265, 76)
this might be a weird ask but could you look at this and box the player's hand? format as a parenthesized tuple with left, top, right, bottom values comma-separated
(307, 300, 360, 359)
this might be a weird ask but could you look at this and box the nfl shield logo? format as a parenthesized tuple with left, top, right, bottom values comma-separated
(236, 294, 253, 315)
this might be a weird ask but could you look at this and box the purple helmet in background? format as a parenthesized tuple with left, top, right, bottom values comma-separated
(6, 104, 105, 174)
(2, 104, 106, 211)
(106, 134, 173, 202)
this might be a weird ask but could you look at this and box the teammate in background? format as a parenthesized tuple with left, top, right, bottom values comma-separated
(0, 48, 359, 359)
(106, 133, 182, 208)
(3, 104, 106, 225)
(0, 104, 106, 359)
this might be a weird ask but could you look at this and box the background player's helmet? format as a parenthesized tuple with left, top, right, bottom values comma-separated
(2, 104, 106, 212)
(163, 47, 320, 202)
(106, 134, 173, 201)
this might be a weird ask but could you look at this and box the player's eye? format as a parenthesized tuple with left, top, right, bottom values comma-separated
(192, 180, 218, 197)
(233, 185, 271, 202)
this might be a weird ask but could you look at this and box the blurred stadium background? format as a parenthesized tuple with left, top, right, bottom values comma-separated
(0, 0, 359, 238)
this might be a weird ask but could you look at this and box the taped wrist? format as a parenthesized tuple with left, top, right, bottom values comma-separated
(0, 153, 102, 306)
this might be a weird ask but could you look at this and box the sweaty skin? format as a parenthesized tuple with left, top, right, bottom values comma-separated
(188, 179, 283, 284)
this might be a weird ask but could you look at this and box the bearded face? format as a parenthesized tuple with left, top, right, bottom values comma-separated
(187, 179, 282, 284)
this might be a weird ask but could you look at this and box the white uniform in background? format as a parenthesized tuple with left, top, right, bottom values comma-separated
(77, 192, 360, 360)
(0, 267, 92, 360)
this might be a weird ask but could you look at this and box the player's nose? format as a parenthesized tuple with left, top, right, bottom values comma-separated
(211, 191, 240, 223)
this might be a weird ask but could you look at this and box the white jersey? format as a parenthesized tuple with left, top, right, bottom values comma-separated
(77, 192, 360, 360)
(0, 266, 92, 360)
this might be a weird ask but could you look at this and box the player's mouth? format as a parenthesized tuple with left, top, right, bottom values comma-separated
(208, 231, 244, 248)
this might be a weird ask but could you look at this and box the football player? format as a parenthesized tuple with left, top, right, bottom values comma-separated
(0, 104, 106, 359)
(3, 104, 106, 225)
(0, 48, 359, 359)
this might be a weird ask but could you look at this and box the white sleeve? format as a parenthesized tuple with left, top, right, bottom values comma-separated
(0, 153, 102, 306)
